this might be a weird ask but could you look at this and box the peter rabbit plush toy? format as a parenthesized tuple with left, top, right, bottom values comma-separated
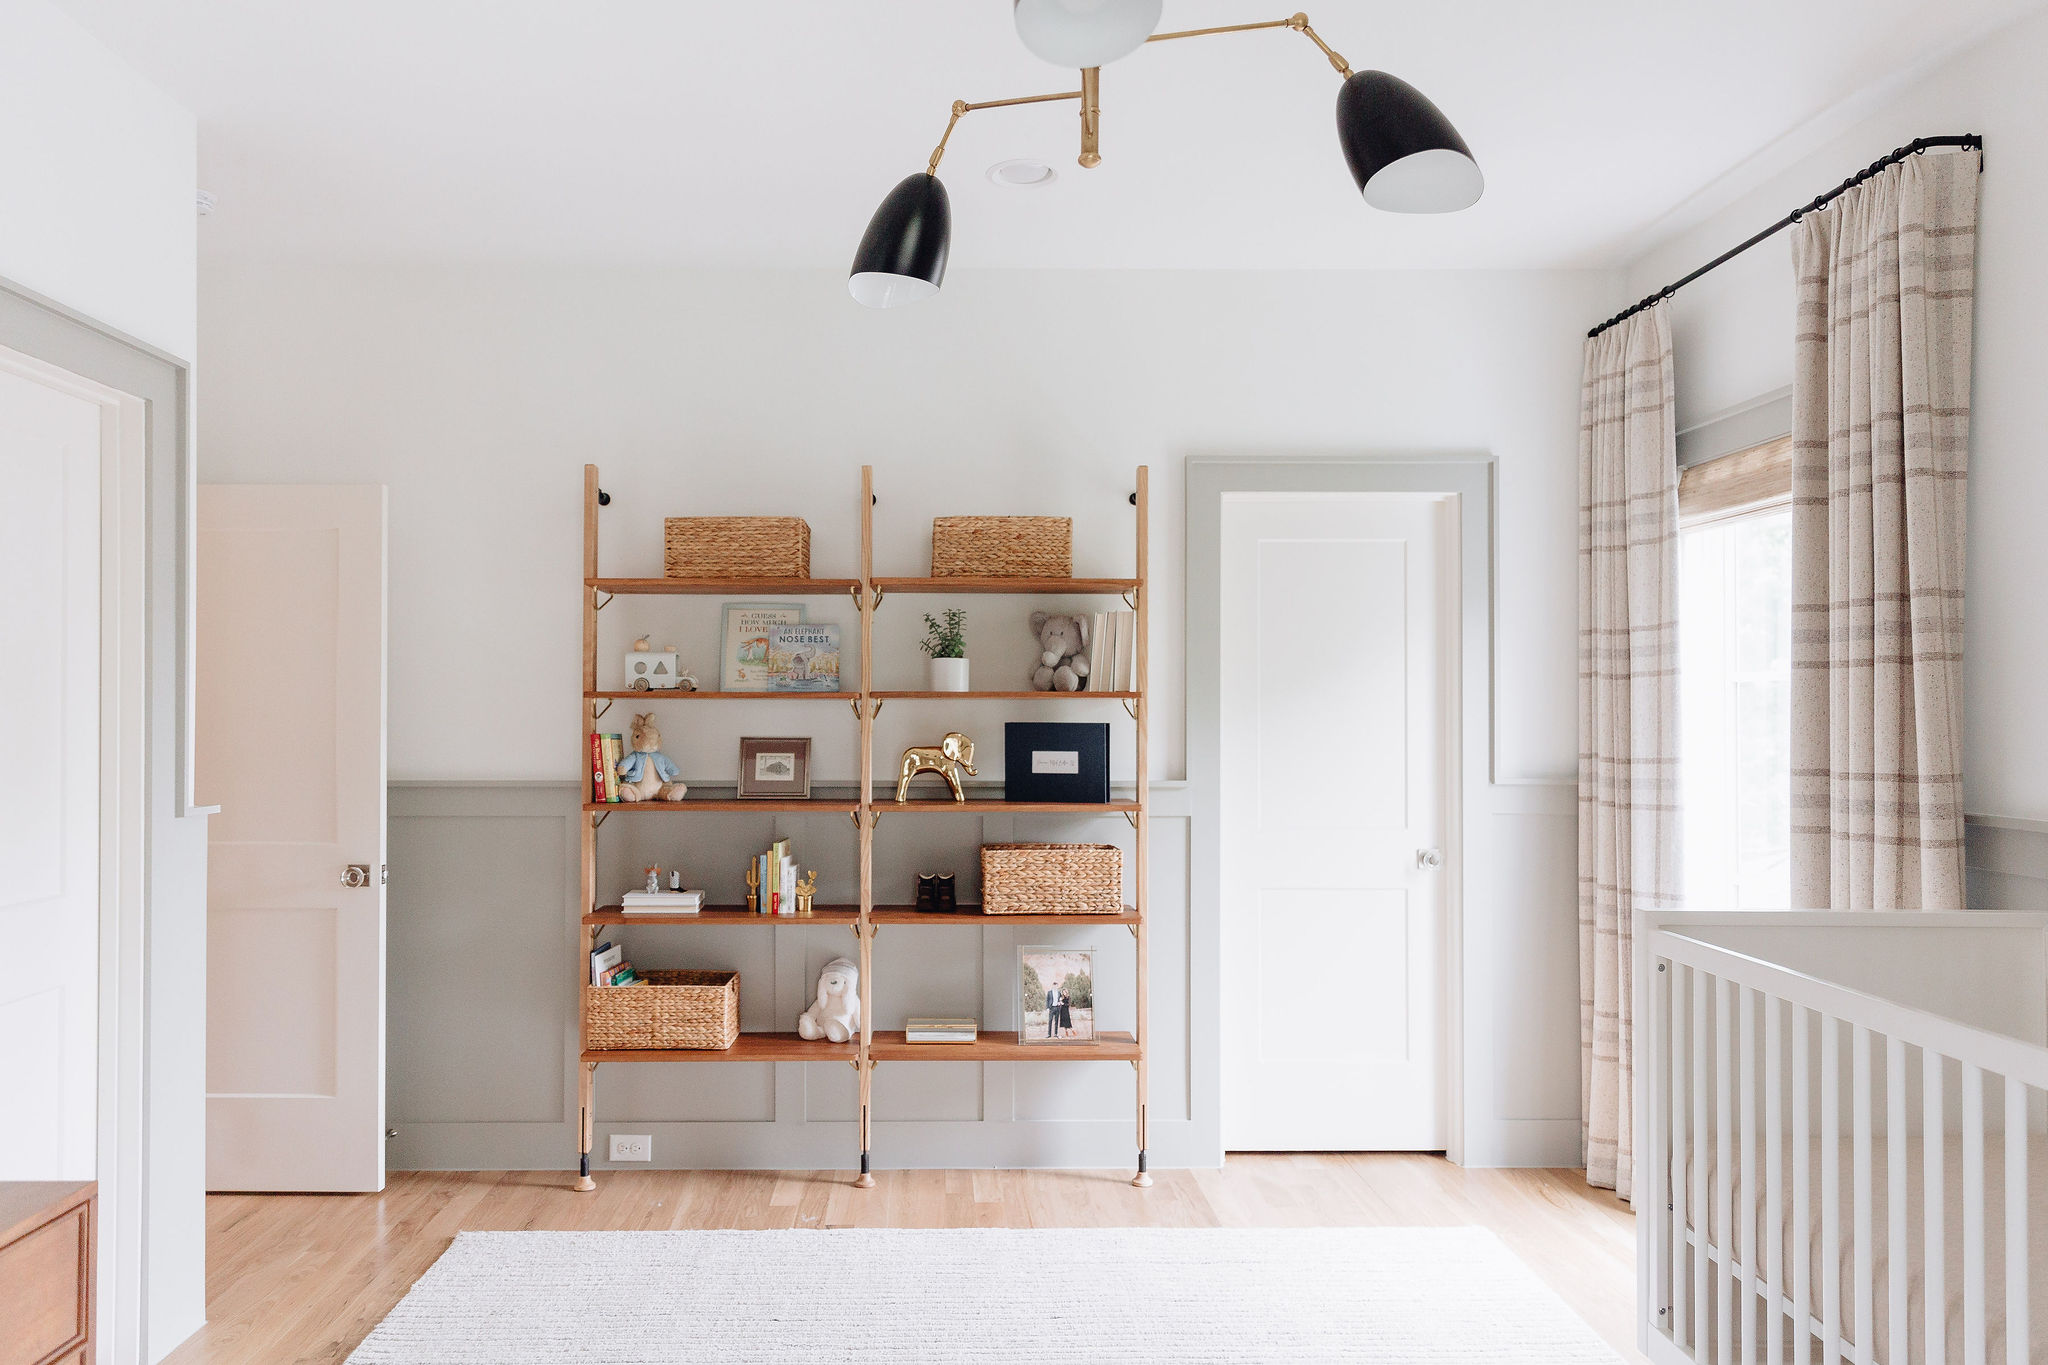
(616, 712, 688, 801)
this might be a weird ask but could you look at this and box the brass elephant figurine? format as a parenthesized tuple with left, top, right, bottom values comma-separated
(895, 732, 976, 803)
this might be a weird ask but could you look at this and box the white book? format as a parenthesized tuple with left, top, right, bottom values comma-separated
(620, 889, 704, 913)
(1118, 610, 1137, 690)
(1090, 610, 1111, 692)
(589, 941, 623, 985)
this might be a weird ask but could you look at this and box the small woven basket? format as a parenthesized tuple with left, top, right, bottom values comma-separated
(932, 517, 1072, 578)
(583, 969, 741, 1050)
(665, 518, 810, 578)
(981, 843, 1124, 915)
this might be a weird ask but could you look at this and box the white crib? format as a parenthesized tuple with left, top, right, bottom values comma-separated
(1634, 911, 2048, 1365)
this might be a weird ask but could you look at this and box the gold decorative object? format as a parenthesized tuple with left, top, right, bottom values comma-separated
(895, 733, 977, 803)
(794, 870, 818, 916)
(744, 859, 760, 913)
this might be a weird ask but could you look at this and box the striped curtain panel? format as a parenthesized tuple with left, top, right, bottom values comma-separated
(1790, 152, 1980, 910)
(1577, 305, 1683, 1199)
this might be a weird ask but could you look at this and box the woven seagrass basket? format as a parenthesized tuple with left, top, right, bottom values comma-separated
(981, 843, 1123, 915)
(664, 518, 810, 578)
(931, 516, 1071, 578)
(583, 969, 740, 1050)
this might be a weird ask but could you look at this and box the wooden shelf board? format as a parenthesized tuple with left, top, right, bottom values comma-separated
(583, 800, 859, 815)
(582, 1032, 855, 1063)
(879, 799, 1140, 815)
(588, 577, 860, 597)
(872, 577, 1138, 596)
(868, 1030, 1138, 1062)
(871, 690, 1137, 701)
(587, 690, 858, 701)
(867, 905, 1139, 925)
(586, 905, 861, 927)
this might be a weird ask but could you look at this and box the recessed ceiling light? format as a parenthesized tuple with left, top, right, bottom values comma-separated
(986, 158, 1057, 189)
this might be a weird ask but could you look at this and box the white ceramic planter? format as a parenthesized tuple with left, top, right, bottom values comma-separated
(929, 657, 970, 692)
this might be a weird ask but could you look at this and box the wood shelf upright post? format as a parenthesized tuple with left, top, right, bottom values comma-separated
(856, 466, 877, 1188)
(576, 464, 602, 1191)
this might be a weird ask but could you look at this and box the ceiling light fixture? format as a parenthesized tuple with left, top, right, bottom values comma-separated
(1013, 0, 1163, 69)
(849, 11, 1482, 308)
(987, 158, 1059, 188)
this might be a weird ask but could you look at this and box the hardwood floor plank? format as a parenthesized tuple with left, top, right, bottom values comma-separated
(161, 1158, 1642, 1364)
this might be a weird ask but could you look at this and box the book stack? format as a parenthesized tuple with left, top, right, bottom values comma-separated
(588, 732, 623, 802)
(904, 1017, 977, 1044)
(1085, 610, 1137, 692)
(755, 838, 799, 915)
(588, 940, 645, 987)
(620, 888, 704, 915)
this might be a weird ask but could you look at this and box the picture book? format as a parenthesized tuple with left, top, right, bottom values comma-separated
(721, 603, 804, 692)
(765, 624, 841, 691)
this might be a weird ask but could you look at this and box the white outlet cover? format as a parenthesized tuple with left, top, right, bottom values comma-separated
(609, 1133, 652, 1162)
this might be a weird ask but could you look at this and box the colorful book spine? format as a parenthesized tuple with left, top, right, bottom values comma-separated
(600, 734, 623, 802)
(589, 732, 605, 801)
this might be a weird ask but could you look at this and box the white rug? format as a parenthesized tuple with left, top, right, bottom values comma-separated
(347, 1227, 1623, 1364)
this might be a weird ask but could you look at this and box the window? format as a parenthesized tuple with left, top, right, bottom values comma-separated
(1679, 437, 1792, 909)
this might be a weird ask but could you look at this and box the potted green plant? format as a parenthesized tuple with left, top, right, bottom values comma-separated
(920, 609, 969, 692)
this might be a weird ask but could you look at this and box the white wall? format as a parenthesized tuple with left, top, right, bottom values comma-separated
(0, 3, 204, 1358)
(1619, 6, 2048, 826)
(199, 262, 1619, 1166)
(0, 0, 197, 360)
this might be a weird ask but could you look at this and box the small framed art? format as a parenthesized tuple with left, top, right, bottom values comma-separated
(1018, 945, 1095, 1045)
(738, 736, 812, 799)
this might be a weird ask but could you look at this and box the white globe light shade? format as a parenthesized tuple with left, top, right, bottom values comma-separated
(1013, 0, 1163, 68)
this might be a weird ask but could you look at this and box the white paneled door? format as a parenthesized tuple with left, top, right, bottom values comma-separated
(0, 363, 102, 1179)
(1219, 492, 1454, 1151)
(199, 485, 387, 1191)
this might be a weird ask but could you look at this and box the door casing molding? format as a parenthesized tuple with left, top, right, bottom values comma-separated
(1186, 455, 1495, 1165)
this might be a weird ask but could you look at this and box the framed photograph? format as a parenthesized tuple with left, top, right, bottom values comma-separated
(721, 602, 804, 692)
(1018, 946, 1095, 1045)
(737, 736, 812, 799)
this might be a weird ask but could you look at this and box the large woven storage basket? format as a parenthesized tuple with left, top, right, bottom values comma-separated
(981, 843, 1123, 915)
(665, 518, 810, 578)
(932, 516, 1072, 578)
(584, 969, 741, 1050)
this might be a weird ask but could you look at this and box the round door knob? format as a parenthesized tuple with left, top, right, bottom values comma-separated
(1416, 848, 1443, 869)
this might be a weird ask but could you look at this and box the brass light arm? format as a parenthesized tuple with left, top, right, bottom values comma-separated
(1146, 11, 1354, 79)
(927, 88, 1087, 175)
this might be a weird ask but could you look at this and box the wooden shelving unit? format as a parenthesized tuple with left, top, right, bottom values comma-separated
(575, 462, 1151, 1190)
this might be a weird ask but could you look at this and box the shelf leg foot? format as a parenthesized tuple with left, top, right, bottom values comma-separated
(573, 1152, 596, 1193)
(854, 1151, 875, 1189)
(1131, 1149, 1151, 1189)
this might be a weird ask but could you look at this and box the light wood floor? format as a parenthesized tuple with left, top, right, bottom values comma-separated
(165, 1157, 1643, 1364)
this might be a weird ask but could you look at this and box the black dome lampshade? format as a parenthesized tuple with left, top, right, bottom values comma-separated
(1335, 70, 1483, 214)
(849, 173, 952, 308)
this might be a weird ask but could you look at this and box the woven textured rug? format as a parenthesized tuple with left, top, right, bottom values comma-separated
(347, 1226, 1623, 1363)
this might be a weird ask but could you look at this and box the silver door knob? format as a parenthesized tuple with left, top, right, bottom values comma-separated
(1416, 848, 1443, 869)
(341, 864, 372, 888)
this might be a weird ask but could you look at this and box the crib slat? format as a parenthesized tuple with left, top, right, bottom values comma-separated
(1742, 987, 1761, 1365)
(1886, 1037, 1907, 1365)
(1697, 973, 1713, 1361)
(1794, 1007, 1812, 1365)
(1822, 1016, 1842, 1365)
(1852, 1026, 1873, 1364)
(1719, 978, 1736, 1365)
(1673, 965, 1691, 1350)
(1926, 1055, 1946, 1365)
(2006, 1075, 2029, 1365)
(1766, 996, 1784, 1365)
(1964, 1061, 1985, 1365)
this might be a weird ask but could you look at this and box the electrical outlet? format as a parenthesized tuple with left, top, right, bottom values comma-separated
(609, 1133, 652, 1162)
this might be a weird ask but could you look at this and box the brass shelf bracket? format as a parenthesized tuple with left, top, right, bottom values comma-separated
(591, 699, 613, 722)
(592, 590, 615, 612)
(592, 811, 611, 831)
(848, 582, 865, 610)
(871, 698, 885, 719)
(1122, 589, 1138, 610)
(1121, 699, 1138, 721)
(1122, 810, 1138, 830)
(849, 697, 862, 721)
(869, 586, 887, 612)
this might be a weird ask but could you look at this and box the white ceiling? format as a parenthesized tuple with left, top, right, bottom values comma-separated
(52, 0, 2046, 271)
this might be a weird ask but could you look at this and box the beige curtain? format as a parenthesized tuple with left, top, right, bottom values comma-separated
(1578, 305, 1683, 1199)
(1790, 152, 1979, 910)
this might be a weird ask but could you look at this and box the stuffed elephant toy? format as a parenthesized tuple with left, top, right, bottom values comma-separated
(1029, 611, 1091, 692)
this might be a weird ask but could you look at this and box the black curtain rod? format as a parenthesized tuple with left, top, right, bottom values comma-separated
(1587, 133, 1984, 340)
